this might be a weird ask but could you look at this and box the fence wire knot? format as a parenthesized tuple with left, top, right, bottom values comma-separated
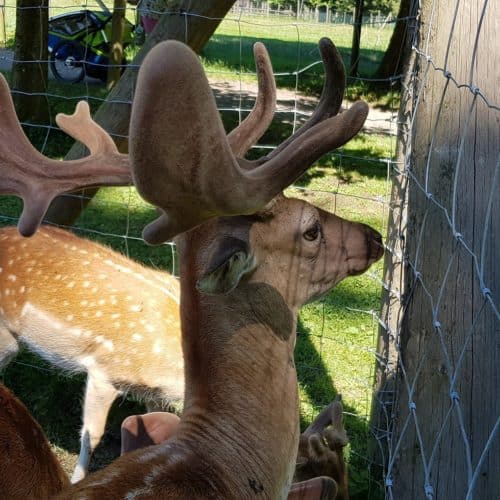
(425, 484, 435, 497)
(434, 320, 441, 329)
(444, 70, 452, 79)
(450, 391, 460, 402)
(482, 287, 491, 298)
(385, 477, 393, 487)
(408, 400, 417, 411)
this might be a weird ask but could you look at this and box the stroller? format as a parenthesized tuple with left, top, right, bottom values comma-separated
(48, 10, 135, 83)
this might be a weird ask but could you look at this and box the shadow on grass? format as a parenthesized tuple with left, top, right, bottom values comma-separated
(203, 34, 387, 94)
(296, 317, 383, 500)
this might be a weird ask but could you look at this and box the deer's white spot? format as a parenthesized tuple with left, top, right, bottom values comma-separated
(98, 299, 105, 306)
(67, 281, 75, 288)
(146, 325, 155, 333)
(66, 314, 74, 321)
(132, 333, 143, 341)
(19, 286, 25, 293)
(111, 313, 120, 319)
(5, 289, 10, 296)
(153, 340, 162, 354)
(95, 311, 103, 318)
(83, 281, 90, 288)
(130, 304, 142, 312)
(7, 274, 16, 282)
(128, 321, 136, 328)
(113, 321, 121, 328)
(81, 300, 88, 306)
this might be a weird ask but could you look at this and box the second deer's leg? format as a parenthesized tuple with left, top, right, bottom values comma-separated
(0, 325, 18, 371)
(71, 374, 120, 483)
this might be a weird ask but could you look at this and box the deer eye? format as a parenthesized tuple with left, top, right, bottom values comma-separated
(303, 222, 321, 242)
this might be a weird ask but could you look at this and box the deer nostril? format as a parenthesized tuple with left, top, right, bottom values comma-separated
(369, 231, 384, 260)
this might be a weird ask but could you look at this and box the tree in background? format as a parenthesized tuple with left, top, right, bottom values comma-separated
(12, 0, 49, 127)
(375, 0, 415, 81)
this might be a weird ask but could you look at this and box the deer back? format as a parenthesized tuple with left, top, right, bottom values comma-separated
(0, 225, 183, 400)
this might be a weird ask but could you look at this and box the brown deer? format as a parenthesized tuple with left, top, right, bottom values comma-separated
(0, 383, 69, 499)
(1, 38, 382, 498)
(0, 382, 337, 500)
(0, 41, 276, 483)
(58, 39, 382, 499)
(119, 396, 350, 497)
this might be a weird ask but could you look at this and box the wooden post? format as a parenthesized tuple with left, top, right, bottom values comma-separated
(0, 1, 5, 46)
(106, 0, 127, 90)
(382, 1, 500, 497)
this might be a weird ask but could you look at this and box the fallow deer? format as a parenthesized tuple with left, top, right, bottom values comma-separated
(1, 38, 382, 498)
(0, 41, 276, 483)
(0, 225, 183, 483)
(57, 39, 382, 499)
(0, 383, 69, 499)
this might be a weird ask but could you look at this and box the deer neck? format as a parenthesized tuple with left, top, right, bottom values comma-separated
(174, 232, 300, 498)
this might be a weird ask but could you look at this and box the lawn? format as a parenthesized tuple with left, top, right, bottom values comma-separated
(0, 4, 396, 499)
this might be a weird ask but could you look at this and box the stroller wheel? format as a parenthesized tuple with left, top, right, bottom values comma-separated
(50, 40, 85, 83)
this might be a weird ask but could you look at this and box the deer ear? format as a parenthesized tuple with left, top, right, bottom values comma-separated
(196, 236, 255, 295)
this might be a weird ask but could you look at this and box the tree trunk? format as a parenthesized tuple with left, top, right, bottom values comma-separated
(349, 0, 364, 77)
(45, 0, 237, 226)
(375, 0, 416, 80)
(384, 1, 500, 498)
(107, 0, 127, 90)
(11, 0, 49, 125)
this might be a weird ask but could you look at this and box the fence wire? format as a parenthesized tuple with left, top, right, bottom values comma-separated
(373, 0, 499, 499)
(0, 1, 418, 497)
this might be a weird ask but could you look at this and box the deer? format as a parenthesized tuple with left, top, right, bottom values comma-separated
(0, 41, 277, 484)
(0, 381, 340, 500)
(0, 224, 183, 483)
(295, 396, 349, 500)
(1, 37, 383, 499)
(118, 396, 350, 498)
(0, 382, 70, 499)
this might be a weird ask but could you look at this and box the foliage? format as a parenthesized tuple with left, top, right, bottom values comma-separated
(269, 0, 400, 15)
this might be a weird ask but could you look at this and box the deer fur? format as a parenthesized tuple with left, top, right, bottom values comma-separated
(0, 225, 183, 482)
(0, 383, 69, 499)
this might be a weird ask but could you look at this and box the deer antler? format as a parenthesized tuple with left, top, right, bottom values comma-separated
(226, 42, 276, 157)
(130, 38, 368, 244)
(0, 75, 131, 237)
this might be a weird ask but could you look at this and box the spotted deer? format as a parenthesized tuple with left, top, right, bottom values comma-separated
(0, 225, 183, 483)
(1, 38, 383, 499)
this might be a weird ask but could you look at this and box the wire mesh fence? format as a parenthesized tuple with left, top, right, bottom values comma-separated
(0, 1, 455, 498)
(374, 0, 499, 498)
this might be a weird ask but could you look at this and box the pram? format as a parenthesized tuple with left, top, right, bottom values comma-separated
(48, 10, 135, 83)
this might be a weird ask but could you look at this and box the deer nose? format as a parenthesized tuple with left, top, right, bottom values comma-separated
(366, 227, 384, 261)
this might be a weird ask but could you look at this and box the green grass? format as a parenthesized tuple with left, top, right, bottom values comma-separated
(0, 6, 395, 498)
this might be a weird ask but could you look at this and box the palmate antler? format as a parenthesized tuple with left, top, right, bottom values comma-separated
(130, 37, 367, 244)
(0, 78, 132, 236)
(0, 42, 276, 238)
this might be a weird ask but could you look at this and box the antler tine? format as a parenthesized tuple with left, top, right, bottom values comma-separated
(260, 37, 346, 162)
(0, 74, 131, 237)
(303, 396, 342, 437)
(226, 42, 276, 158)
(55, 101, 119, 155)
(130, 40, 367, 244)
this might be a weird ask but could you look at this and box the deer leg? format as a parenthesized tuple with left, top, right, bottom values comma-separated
(71, 375, 119, 483)
(0, 325, 18, 371)
(287, 477, 338, 500)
